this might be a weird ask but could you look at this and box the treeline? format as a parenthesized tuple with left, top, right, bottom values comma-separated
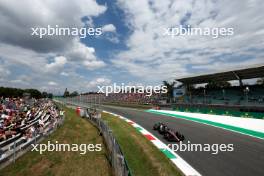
(63, 88, 79, 97)
(0, 87, 53, 99)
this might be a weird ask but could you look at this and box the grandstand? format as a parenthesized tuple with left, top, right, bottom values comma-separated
(0, 98, 63, 167)
(174, 64, 264, 116)
(181, 85, 264, 106)
(177, 64, 264, 85)
(68, 92, 163, 106)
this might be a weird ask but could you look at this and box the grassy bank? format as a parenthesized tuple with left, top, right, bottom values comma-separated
(102, 112, 181, 176)
(1, 107, 112, 176)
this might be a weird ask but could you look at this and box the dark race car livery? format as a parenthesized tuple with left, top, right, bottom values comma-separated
(153, 122, 185, 142)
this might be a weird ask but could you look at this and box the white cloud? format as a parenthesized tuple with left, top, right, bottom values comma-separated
(0, 43, 48, 70)
(0, 0, 107, 52)
(87, 77, 111, 89)
(0, 65, 10, 80)
(101, 24, 119, 43)
(66, 39, 105, 70)
(48, 81, 58, 86)
(60, 72, 69, 76)
(102, 24, 116, 33)
(0, 0, 263, 92)
(45, 56, 67, 73)
(114, 0, 264, 81)
(0, 0, 108, 91)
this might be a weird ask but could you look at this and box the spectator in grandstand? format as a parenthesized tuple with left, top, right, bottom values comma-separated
(3, 129, 17, 139)
(0, 127, 6, 141)
(24, 126, 35, 140)
(37, 118, 45, 134)
(13, 123, 23, 134)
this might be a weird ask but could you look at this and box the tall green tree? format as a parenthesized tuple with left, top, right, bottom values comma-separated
(162, 81, 176, 98)
(48, 93, 53, 99)
(63, 88, 70, 97)
(0, 87, 42, 98)
(42, 92, 48, 98)
(70, 91, 79, 97)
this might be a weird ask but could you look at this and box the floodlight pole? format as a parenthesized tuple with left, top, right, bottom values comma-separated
(245, 86, 249, 105)
(222, 89, 225, 101)
(204, 88, 206, 104)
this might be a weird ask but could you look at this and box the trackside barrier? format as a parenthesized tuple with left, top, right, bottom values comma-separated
(85, 108, 132, 176)
(54, 98, 133, 176)
(54, 98, 133, 175)
(172, 104, 264, 119)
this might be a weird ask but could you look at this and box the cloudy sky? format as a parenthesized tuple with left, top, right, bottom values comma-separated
(0, 0, 263, 94)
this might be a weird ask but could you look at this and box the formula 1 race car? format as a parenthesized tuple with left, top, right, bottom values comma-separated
(153, 122, 162, 130)
(153, 122, 185, 142)
(164, 130, 185, 142)
(153, 122, 169, 134)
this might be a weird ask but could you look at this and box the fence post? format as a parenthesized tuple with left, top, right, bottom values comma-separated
(34, 130, 37, 144)
(13, 141, 16, 163)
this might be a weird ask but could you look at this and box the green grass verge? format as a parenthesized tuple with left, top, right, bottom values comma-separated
(0, 106, 112, 176)
(102, 112, 182, 176)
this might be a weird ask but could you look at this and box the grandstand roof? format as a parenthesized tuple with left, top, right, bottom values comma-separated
(177, 64, 264, 84)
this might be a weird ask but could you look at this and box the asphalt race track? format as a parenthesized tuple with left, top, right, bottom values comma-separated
(102, 105, 264, 176)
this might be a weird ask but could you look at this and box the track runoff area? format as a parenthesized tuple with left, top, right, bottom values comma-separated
(102, 105, 264, 176)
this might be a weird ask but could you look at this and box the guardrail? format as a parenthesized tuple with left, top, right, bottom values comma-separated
(86, 109, 132, 176)
(172, 103, 264, 119)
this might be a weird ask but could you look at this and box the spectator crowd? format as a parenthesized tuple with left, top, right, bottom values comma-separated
(0, 97, 63, 161)
(67, 93, 164, 105)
